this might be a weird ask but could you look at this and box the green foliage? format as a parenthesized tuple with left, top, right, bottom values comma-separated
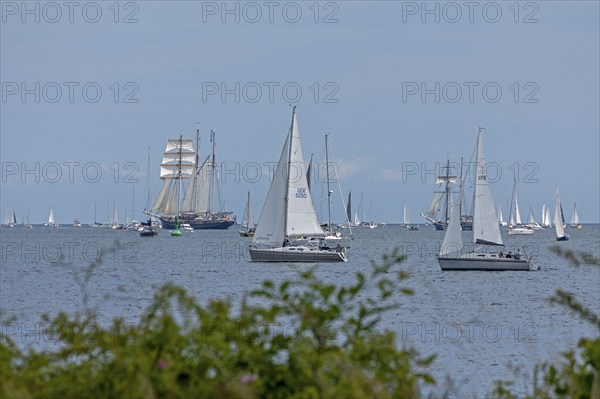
(0, 249, 433, 398)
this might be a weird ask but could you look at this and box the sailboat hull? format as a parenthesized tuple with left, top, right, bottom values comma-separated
(556, 235, 569, 241)
(508, 227, 534, 235)
(437, 253, 531, 271)
(249, 246, 347, 262)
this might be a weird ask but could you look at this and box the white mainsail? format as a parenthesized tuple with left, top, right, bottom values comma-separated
(3, 209, 9, 225)
(252, 108, 325, 245)
(471, 130, 503, 246)
(497, 205, 504, 224)
(554, 186, 566, 238)
(181, 156, 211, 214)
(439, 181, 463, 255)
(528, 207, 537, 225)
(571, 203, 580, 226)
(48, 208, 55, 224)
(403, 202, 410, 225)
(422, 191, 443, 222)
(514, 191, 522, 225)
(545, 207, 552, 227)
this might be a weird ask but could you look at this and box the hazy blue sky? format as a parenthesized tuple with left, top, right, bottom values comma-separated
(1, 1, 599, 224)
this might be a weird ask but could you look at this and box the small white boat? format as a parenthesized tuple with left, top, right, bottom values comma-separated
(46, 208, 60, 228)
(507, 180, 534, 235)
(570, 203, 581, 228)
(555, 186, 569, 241)
(181, 223, 194, 232)
(73, 218, 82, 227)
(239, 192, 256, 237)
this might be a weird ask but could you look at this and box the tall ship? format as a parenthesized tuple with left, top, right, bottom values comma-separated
(147, 129, 235, 230)
(421, 159, 472, 231)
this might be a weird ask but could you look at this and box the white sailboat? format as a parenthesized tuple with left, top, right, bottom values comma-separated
(3, 209, 15, 227)
(497, 204, 507, 227)
(404, 202, 418, 230)
(507, 180, 534, 235)
(554, 186, 569, 241)
(570, 203, 581, 228)
(249, 107, 347, 262)
(46, 208, 60, 228)
(437, 128, 532, 271)
(528, 206, 542, 229)
(540, 204, 550, 228)
(25, 210, 32, 228)
(543, 206, 552, 228)
(239, 191, 256, 237)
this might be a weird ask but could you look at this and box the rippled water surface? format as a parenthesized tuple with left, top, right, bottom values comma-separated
(1, 224, 599, 397)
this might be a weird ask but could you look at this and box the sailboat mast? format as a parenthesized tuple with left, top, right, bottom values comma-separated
(444, 159, 451, 223)
(282, 107, 295, 243)
(508, 178, 516, 226)
(210, 129, 216, 214)
(146, 147, 151, 212)
(177, 134, 183, 219)
(325, 134, 332, 232)
(193, 128, 200, 213)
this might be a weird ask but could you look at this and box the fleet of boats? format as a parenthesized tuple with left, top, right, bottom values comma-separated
(2, 119, 586, 270)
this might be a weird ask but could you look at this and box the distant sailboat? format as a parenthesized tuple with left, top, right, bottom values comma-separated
(540, 204, 551, 228)
(239, 192, 256, 237)
(404, 202, 418, 230)
(528, 206, 542, 229)
(507, 180, 534, 235)
(3, 209, 15, 227)
(570, 203, 581, 228)
(25, 209, 32, 228)
(554, 186, 569, 241)
(437, 128, 531, 271)
(46, 208, 60, 228)
(249, 107, 347, 262)
(544, 206, 552, 228)
(497, 204, 507, 227)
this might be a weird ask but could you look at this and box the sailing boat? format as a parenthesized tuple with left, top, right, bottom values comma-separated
(528, 206, 542, 229)
(249, 107, 347, 262)
(46, 208, 60, 228)
(543, 205, 552, 228)
(404, 202, 418, 230)
(337, 191, 353, 228)
(90, 202, 103, 227)
(3, 209, 16, 227)
(149, 129, 235, 230)
(540, 204, 551, 228)
(570, 203, 581, 228)
(239, 192, 255, 237)
(25, 209, 32, 228)
(507, 180, 534, 235)
(421, 160, 455, 230)
(497, 204, 507, 226)
(554, 186, 569, 241)
(437, 128, 532, 271)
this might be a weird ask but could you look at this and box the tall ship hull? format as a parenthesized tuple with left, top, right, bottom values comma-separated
(160, 215, 235, 230)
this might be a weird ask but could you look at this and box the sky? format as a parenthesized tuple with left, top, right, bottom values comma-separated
(1, 1, 599, 224)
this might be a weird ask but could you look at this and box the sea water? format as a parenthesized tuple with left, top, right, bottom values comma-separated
(1, 224, 599, 397)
